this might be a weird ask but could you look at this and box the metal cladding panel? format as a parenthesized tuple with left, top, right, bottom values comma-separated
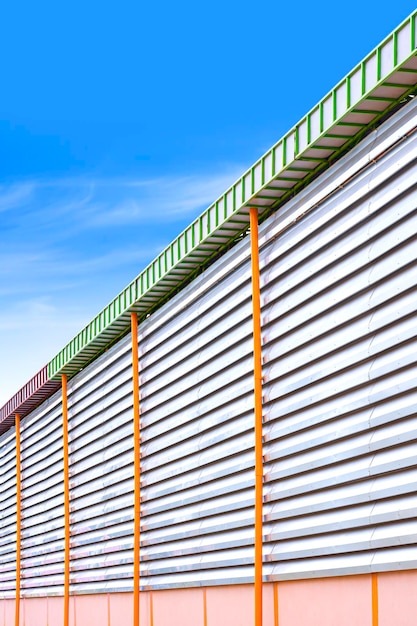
(134, 94, 417, 589)
(67, 333, 135, 594)
(259, 106, 417, 581)
(138, 237, 256, 589)
(19, 392, 65, 597)
(0, 428, 17, 599)
(1, 96, 417, 597)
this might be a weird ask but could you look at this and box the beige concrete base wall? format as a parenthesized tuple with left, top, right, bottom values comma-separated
(2, 571, 417, 626)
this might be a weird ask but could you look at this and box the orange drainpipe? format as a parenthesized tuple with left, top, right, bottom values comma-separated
(372, 573, 378, 626)
(150, 590, 154, 626)
(15, 413, 21, 626)
(131, 312, 141, 626)
(274, 582, 279, 626)
(203, 588, 207, 626)
(250, 207, 263, 626)
(62, 374, 70, 626)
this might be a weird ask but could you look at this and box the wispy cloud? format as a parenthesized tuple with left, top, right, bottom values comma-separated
(0, 165, 244, 405)
(0, 182, 35, 212)
(0, 297, 90, 406)
(0, 167, 244, 233)
(112, 170, 243, 221)
(1, 166, 244, 292)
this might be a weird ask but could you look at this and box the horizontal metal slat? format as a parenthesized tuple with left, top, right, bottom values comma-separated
(266, 545, 417, 581)
(264, 493, 417, 542)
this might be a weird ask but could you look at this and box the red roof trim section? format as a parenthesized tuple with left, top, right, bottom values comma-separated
(0, 367, 61, 436)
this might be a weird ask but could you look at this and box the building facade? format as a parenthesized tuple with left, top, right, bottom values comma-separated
(1, 11, 417, 626)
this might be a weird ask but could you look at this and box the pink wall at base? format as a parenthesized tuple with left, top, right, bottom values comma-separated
(21, 597, 47, 626)
(1, 600, 14, 626)
(277, 575, 373, 626)
(378, 571, 417, 626)
(74, 594, 108, 626)
(152, 588, 204, 626)
(109, 591, 134, 626)
(205, 583, 275, 626)
(2, 572, 417, 626)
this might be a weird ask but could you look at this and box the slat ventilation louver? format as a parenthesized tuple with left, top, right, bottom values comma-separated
(0, 97, 416, 594)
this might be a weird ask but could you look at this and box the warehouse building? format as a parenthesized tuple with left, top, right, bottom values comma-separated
(1, 11, 417, 626)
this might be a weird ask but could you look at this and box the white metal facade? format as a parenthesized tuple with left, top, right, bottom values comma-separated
(1, 96, 417, 597)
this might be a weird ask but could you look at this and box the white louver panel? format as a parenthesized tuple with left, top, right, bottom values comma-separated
(136, 96, 417, 588)
(0, 428, 17, 599)
(138, 239, 255, 589)
(260, 100, 417, 581)
(0, 96, 416, 595)
(67, 336, 135, 594)
(20, 395, 65, 596)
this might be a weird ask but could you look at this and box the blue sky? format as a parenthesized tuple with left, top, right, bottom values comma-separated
(1, 1, 416, 406)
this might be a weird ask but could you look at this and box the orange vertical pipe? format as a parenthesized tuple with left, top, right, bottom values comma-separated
(131, 312, 141, 626)
(250, 207, 263, 626)
(273, 582, 279, 626)
(15, 413, 21, 626)
(203, 588, 207, 626)
(372, 573, 378, 626)
(107, 593, 111, 626)
(149, 590, 154, 626)
(62, 374, 70, 626)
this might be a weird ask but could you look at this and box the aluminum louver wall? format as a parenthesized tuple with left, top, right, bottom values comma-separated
(67, 337, 134, 594)
(65, 229, 256, 593)
(0, 96, 417, 598)
(134, 97, 417, 588)
(0, 427, 17, 599)
(19, 396, 65, 596)
(260, 101, 417, 581)
(136, 96, 417, 587)
(138, 238, 255, 589)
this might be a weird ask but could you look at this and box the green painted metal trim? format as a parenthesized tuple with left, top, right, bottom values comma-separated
(47, 10, 417, 381)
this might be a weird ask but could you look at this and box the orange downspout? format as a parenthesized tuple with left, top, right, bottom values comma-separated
(372, 573, 378, 626)
(274, 582, 279, 626)
(250, 207, 263, 626)
(15, 413, 21, 626)
(131, 312, 141, 626)
(62, 374, 70, 626)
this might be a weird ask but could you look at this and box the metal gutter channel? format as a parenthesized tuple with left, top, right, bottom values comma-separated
(0, 368, 60, 436)
(0, 10, 416, 433)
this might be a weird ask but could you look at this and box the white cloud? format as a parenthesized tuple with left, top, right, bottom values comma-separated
(0, 164, 245, 409)
(70, 169, 244, 227)
(0, 301, 90, 406)
(0, 182, 35, 212)
(0, 167, 244, 231)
